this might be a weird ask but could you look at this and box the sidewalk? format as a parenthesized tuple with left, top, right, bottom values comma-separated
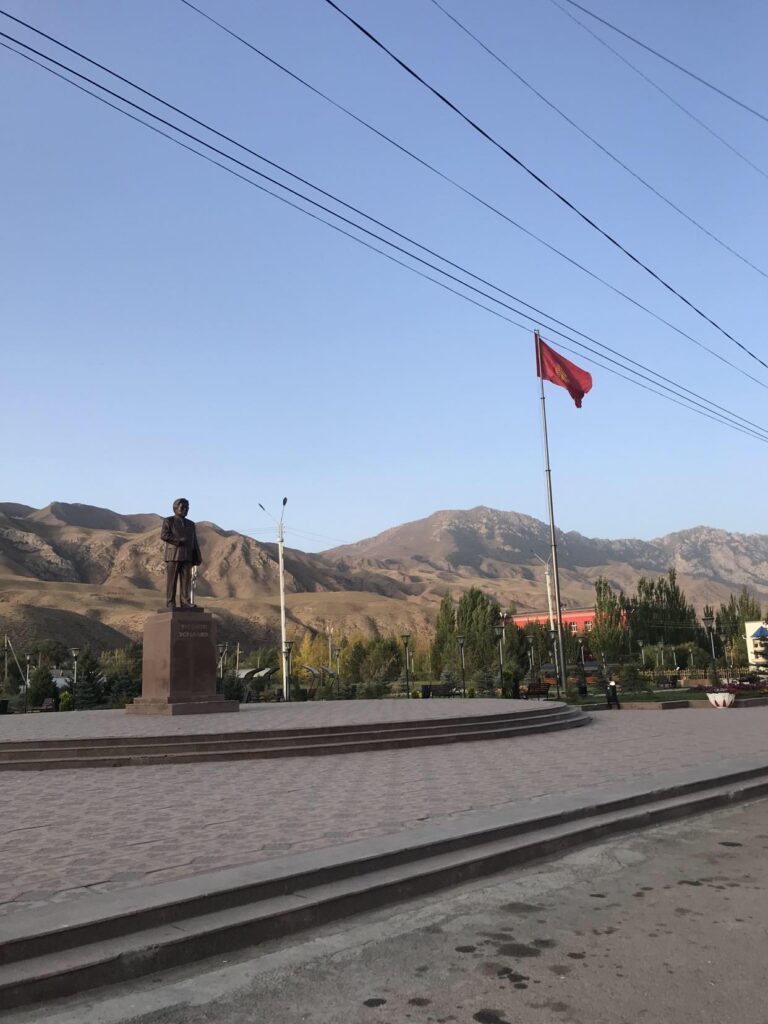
(2, 708, 768, 920)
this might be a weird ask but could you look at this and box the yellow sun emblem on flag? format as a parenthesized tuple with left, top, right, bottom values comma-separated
(554, 364, 570, 385)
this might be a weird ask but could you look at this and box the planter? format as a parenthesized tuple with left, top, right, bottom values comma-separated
(707, 691, 736, 708)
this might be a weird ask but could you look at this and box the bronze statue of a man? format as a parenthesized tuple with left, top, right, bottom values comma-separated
(161, 498, 202, 609)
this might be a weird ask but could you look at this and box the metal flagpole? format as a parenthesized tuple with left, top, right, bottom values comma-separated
(535, 330, 567, 700)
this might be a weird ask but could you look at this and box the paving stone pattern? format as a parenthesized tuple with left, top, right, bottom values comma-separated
(0, 699, 525, 742)
(2, 707, 768, 919)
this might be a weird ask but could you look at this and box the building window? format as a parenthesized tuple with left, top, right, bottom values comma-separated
(568, 621, 578, 634)
(585, 621, 593, 632)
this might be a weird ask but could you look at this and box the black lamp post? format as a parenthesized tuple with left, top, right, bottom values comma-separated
(401, 634, 411, 697)
(283, 640, 293, 701)
(456, 634, 466, 697)
(70, 647, 79, 711)
(494, 624, 504, 694)
(719, 633, 730, 680)
(526, 634, 535, 681)
(702, 612, 716, 683)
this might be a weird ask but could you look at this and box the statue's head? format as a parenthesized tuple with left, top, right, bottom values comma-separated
(173, 498, 189, 518)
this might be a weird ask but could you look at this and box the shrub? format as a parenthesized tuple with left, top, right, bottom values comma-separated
(59, 690, 72, 712)
(28, 667, 58, 709)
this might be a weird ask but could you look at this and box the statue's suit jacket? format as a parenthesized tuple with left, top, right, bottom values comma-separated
(161, 515, 202, 565)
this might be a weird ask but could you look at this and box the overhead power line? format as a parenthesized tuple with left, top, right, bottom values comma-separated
(548, 0, 768, 183)
(1, 36, 766, 447)
(176, 0, 768, 391)
(559, 0, 768, 128)
(427, 0, 768, 280)
(3, 9, 764, 401)
(321, 0, 768, 374)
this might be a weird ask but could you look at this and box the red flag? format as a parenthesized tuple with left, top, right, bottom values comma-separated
(535, 335, 592, 408)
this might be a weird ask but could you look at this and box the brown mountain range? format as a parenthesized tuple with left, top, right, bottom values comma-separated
(1, 502, 766, 649)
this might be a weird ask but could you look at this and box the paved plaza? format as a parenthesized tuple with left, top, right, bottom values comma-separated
(3, 703, 768, 923)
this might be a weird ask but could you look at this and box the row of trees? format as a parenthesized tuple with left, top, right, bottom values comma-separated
(1, 642, 142, 710)
(4, 569, 764, 708)
(589, 570, 762, 670)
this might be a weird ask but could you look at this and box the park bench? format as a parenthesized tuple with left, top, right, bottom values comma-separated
(522, 680, 552, 700)
(419, 683, 459, 698)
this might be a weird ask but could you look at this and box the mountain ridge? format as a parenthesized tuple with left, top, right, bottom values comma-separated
(1, 501, 766, 648)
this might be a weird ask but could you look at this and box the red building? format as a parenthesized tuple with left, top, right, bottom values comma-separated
(510, 608, 595, 634)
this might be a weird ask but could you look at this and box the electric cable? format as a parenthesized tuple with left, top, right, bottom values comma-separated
(559, 0, 768, 127)
(1, 36, 766, 445)
(548, 0, 768, 183)
(321, 0, 768, 372)
(2, 8, 766, 398)
(427, 0, 767, 279)
(175, 0, 768, 394)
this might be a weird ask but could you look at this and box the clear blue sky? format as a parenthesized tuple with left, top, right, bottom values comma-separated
(2, 0, 767, 550)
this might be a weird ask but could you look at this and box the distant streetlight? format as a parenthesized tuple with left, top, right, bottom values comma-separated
(638, 640, 645, 667)
(494, 624, 504, 694)
(260, 497, 289, 700)
(578, 637, 585, 666)
(549, 628, 560, 699)
(401, 635, 411, 697)
(703, 612, 717, 683)
(70, 647, 79, 711)
(456, 634, 466, 698)
(216, 643, 226, 681)
(24, 653, 31, 714)
(283, 640, 293, 701)
(525, 634, 535, 681)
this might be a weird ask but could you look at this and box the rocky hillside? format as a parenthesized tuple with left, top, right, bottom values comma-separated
(0, 502, 765, 649)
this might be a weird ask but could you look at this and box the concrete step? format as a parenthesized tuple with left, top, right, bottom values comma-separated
(0, 710, 588, 771)
(0, 706, 568, 755)
(0, 704, 564, 752)
(2, 762, 768, 1010)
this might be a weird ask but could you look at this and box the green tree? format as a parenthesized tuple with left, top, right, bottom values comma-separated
(456, 588, 499, 678)
(28, 666, 57, 708)
(589, 577, 626, 662)
(101, 644, 142, 706)
(431, 592, 457, 680)
(716, 587, 762, 668)
(75, 647, 104, 708)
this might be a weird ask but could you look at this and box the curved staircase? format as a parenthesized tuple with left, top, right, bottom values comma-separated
(0, 703, 589, 770)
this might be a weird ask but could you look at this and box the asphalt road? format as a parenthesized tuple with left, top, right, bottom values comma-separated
(21, 797, 768, 1024)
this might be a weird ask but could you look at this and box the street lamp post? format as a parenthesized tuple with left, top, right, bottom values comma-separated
(456, 634, 466, 697)
(70, 647, 79, 711)
(549, 628, 560, 699)
(401, 635, 411, 697)
(216, 643, 226, 682)
(24, 653, 30, 713)
(260, 497, 290, 701)
(283, 640, 293, 701)
(494, 624, 504, 694)
(703, 612, 716, 683)
(638, 640, 645, 667)
(719, 634, 730, 680)
(526, 634, 535, 681)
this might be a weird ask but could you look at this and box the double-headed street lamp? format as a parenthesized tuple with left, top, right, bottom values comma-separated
(456, 634, 466, 698)
(401, 635, 411, 697)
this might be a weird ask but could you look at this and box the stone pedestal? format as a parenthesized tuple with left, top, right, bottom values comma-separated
(126, 609, 239, 716)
